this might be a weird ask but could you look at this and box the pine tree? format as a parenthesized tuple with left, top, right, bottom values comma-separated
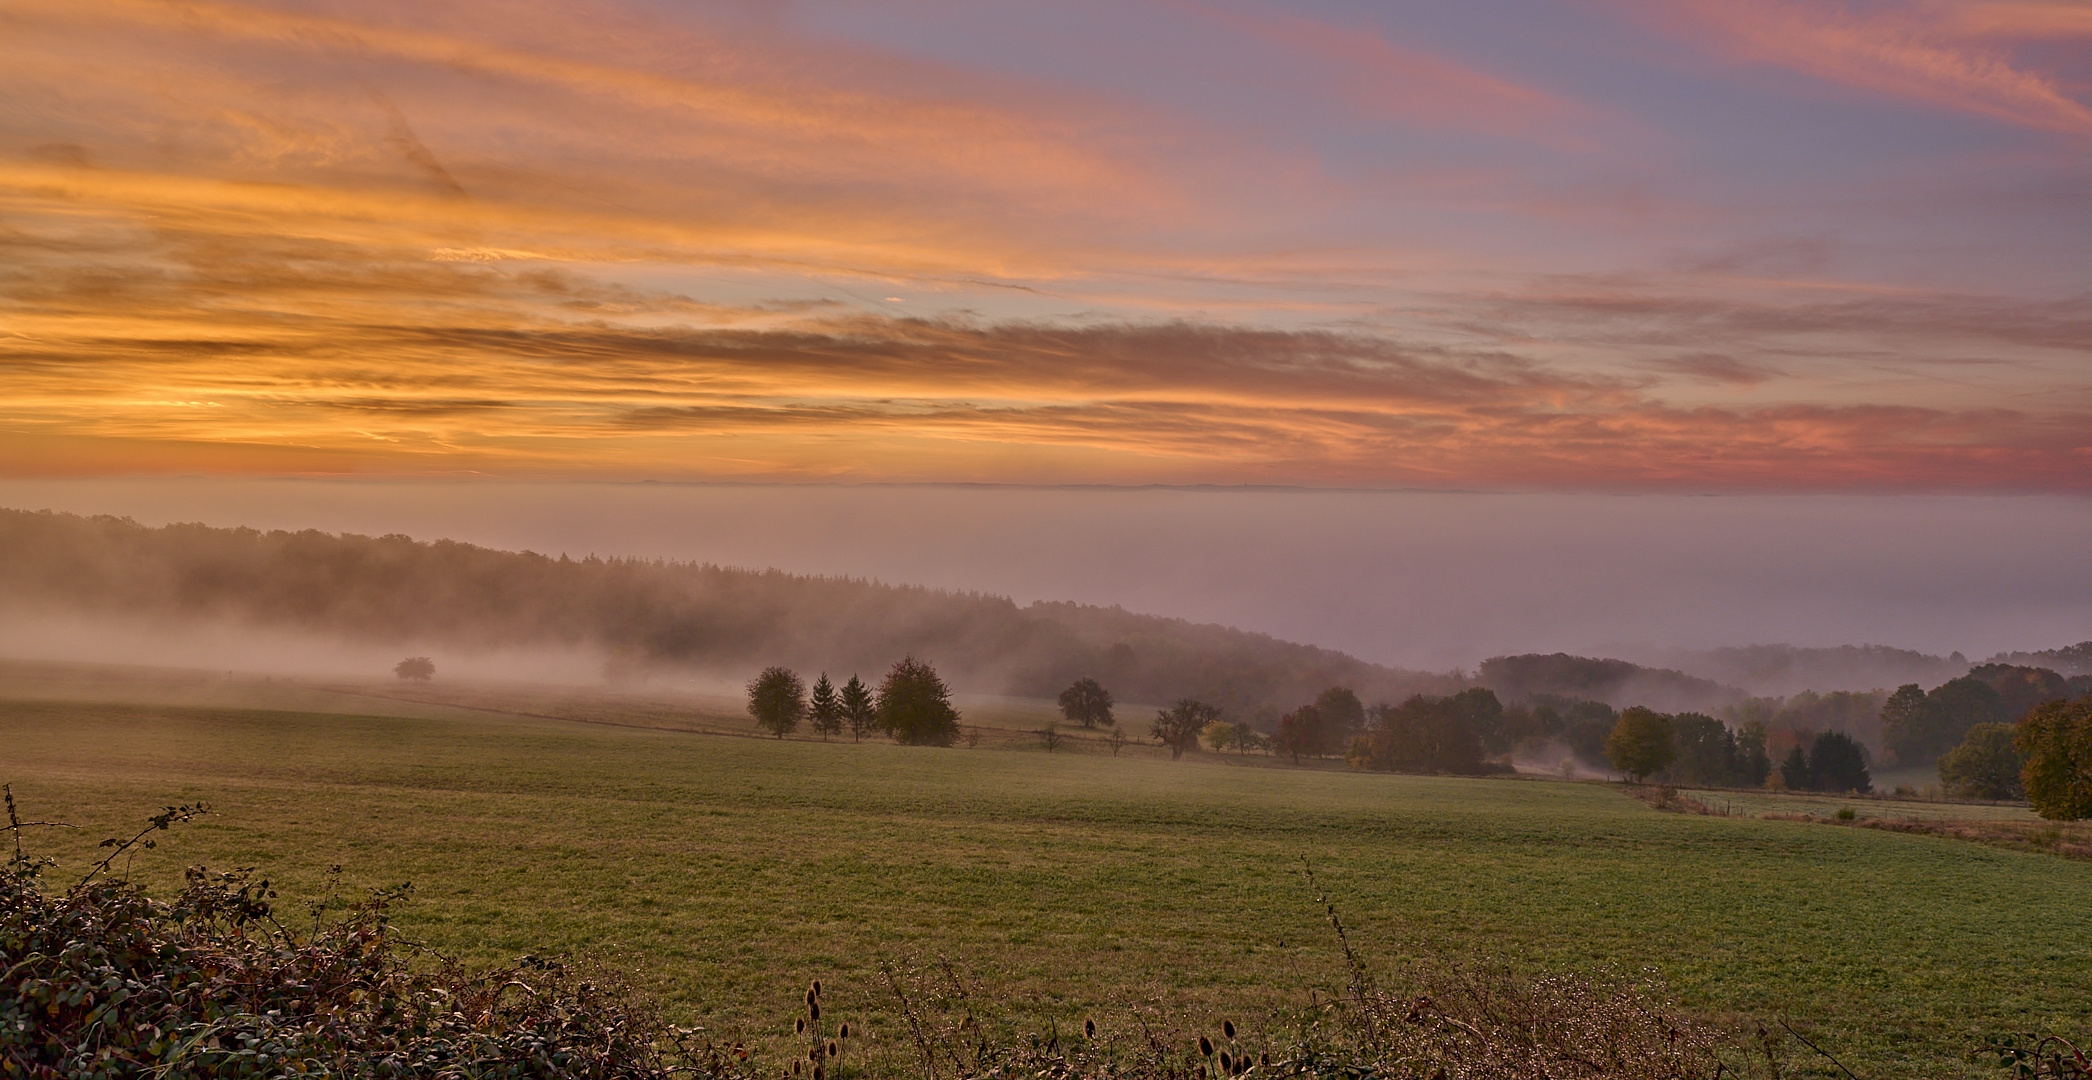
(808, 673, 843, 740)
(841, 675, 877, 742)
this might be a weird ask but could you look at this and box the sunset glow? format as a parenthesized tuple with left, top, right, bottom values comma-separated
(4, 0, 2086, 489)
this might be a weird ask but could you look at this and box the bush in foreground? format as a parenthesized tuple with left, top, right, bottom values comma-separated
(2, 797, 687, 1079)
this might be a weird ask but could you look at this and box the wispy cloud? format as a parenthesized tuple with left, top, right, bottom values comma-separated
(1166, 0, 1591, 140)
(1641, 0, 2092, 135)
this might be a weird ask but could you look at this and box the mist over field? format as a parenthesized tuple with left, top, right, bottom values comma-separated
(3, 478, 2088, 683)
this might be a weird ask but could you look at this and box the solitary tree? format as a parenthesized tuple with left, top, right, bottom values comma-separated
(841, 675, 877, 742)
(808, 673, 843, 740)
(1605, 706, 1675, 783)
(747, 666, 805, 738)
(1152, 699, 1219, 759)
(2017, 696, 2092, 820)
(1057, 677, 1116, 729)
(393, 657, 435, 681)
(1938, 722, 2023, 800)
(877, 656, 961, 746)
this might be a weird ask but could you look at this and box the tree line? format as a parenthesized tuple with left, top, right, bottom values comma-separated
(0, 509, 1453, 718)
(747, 656, 962, 746)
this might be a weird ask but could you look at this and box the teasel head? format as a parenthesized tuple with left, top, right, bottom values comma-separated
(795, 1017, 806, 1035)
(1199, 1035, 1214, 1056)
(809, 1000, 820, 1021)
(838, 1022, 851, 1040)
(1084, 1018, 1096, 1040)
(1223, 1020, 1237, 1041)
(828, 1040, 839, 1058)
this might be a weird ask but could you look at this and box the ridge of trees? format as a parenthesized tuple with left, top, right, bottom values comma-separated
(0, 509, 1451, 717)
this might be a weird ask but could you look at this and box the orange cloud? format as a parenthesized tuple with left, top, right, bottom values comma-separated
(1643, 0, 2092, 135)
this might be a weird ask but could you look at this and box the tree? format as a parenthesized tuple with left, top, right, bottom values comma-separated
(1353, 695, 1484, 775)
(1669, 713, 1737, 786)
(1938, 723, 2023, 800)
(807, 673, 843, 740)
(877, 656, 961, 746)
(1272, 705, 1320, 763)
(2017, 696, 2092, 820)
(1808, 731, 1871, 794)
(1778, 744, 1811, 791)
(1886, 676, 2003, 766)
(747, 666, 805, 738)
(1877, 684, 1929, 765)
(841, 675, 877, 742)
(1057, 677, 1115, 729)
(1204, 721, 1239, 753)
(1152, 699, 1219, 759)
(1605, 707, 1674, 783)
(1313, 687, 1366, 755)
(393, 656, 434, 681)
(1736, 721, 1773, 788)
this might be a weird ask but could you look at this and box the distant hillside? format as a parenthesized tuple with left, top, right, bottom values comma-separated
(1987, 642, 2092, 678)
(1615, 643, 1970, 697)
(1476, 653, 1748, 715)
(0, 509, 1454, 721)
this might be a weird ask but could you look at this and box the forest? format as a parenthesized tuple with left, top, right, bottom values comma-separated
(0, 509, 1453, 718)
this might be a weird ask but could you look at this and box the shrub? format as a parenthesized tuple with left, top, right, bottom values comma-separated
(1, 793, 697, 1079)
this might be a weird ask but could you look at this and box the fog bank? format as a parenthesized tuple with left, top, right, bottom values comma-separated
(2, 479, 2087, 672)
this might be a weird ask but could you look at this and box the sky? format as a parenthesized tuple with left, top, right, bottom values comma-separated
(1, 2, 2089, 668)
(2, 0, 2087, 489)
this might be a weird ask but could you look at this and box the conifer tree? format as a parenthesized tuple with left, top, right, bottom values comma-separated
(808, 672, 843, 740)
(841, 675, 877, 742)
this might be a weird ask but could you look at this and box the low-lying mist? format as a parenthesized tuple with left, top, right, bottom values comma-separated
(0, 608, 616, 686)
(2, 478, 2085, 675)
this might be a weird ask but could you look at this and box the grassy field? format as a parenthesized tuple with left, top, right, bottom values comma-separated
(5, 664, 2090, 1078)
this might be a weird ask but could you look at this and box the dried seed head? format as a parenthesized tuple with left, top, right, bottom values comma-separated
(812, 979, 822, 998)
(813, 1066, 823, 1080)
(1084, 1019, 1096, 1039)
(828, 1040, 839, 1058)
(809, 1048, 821, 1062)
(791, 1061, 802, 1077)
(1219, 1051, 1232, 1072)
(1223, 1020, 1236, 1041)
(810, 1000, 821, 1021)
(795, 1017, 806, 1034)
(1197, 1066, 1208, 1080)
(838, 1022, 851, 1039)
(1199, 1036, 1214, 1056)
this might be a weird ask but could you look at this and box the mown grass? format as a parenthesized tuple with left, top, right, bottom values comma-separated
(6, 677, 2091, 1078)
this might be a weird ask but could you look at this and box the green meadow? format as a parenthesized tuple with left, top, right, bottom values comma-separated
(5, 668, 2090, 1078)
